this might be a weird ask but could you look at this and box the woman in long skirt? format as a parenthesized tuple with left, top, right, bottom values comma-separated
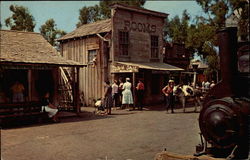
(122, 78, 133, 110)
(104, 80, 113, 115)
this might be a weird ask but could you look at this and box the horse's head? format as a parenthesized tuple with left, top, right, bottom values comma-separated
(173, 85, 183, 96)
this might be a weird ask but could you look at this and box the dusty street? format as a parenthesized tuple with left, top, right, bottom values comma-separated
(1, 106, 201, 160)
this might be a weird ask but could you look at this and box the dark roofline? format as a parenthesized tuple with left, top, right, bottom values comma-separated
(110, 3, 168, 18)
(0, 61, 87, 68)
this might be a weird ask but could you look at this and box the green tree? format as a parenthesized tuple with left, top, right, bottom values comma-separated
(164, 10, 219, 78)
(76, 0, 146, 27)
(5, 5, 35, 32)
(196, 0, 249, 40)
(40, 19, 66, 47)
(186, 18, 218, 77)
(186, 21, 217, 58)
(194, 0, 249, 78)
(164, 10, 190, 44)
(76, 5, 102, 28)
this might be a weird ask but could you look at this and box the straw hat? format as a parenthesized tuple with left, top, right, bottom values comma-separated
(168, 80, 174, 83)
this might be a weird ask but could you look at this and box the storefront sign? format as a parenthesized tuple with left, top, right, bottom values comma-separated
(124, 20, 156, 33)
(111, 63, 139, 73)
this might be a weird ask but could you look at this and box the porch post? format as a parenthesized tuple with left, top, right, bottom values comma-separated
(76, 67, 80, 114)
(28, 69, 32, 101)
(193, 72, 197, 87)
(72, 67, 76, 112)
(133, 72, 136, 108)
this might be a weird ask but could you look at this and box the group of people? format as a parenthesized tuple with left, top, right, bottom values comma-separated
(7, 78, 216, 121)
(162, 79, 217, 114)
(102, 78, 145, 115)
(8, 80, 59, 123)
(201, 80, 216, 92)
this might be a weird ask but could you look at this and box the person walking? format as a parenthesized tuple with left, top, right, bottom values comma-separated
(118, 78, 124, 109)
(162, 80, 175, 113)
(122, 78, 133, 110)
(104, 80, 113, 115)
(112, 80, 119, 109)
(136, 79, 145, 110)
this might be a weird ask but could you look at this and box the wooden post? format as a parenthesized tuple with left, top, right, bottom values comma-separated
(76, 67, 80, 114)
(193, 71, 197, 87)
(72, 67, 76, 111)
(28, 69, 32, 101)
(132, 72, 136, 108)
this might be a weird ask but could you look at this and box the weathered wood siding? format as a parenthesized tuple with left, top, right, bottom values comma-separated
(61, 36, 105, 106)
(112, 9, 165, 62)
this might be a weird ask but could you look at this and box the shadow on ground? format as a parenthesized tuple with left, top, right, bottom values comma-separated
(0, 109, 111, 129)
(143, 102, 201, 112)
(1, 103, 201, 129)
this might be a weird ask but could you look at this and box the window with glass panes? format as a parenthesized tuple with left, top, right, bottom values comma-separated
(119, 31, 129, 56)
(88, 49, 97, 63)
(151, 36, 159, 58)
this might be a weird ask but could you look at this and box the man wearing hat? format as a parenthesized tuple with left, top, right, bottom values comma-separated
(162, 80, 175, 113)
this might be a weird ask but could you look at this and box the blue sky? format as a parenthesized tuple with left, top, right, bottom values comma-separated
(0, 1, 206, 33)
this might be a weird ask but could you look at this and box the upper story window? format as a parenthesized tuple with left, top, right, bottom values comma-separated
(151, 35, 159, 58)
(119, 31, 129, 56)
(88, 49, 97, 63)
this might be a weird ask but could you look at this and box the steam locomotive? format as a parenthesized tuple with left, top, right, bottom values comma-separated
(196, 27, 250, 159)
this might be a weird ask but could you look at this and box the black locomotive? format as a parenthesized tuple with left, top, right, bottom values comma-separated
(196, 27, 250, 159)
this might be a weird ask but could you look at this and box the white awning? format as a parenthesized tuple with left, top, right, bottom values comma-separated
(111, 61, 184, 73)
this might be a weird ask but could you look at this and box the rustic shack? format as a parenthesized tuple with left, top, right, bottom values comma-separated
(58, 4, 183, 106)
(0, 30, 85, 116)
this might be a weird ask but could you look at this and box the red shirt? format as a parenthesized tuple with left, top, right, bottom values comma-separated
(136, 82, 144, 90)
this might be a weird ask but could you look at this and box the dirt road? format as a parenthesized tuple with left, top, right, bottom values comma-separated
(1, 106, 200, 160)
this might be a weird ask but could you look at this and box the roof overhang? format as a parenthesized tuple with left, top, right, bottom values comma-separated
(111, 62, 183, 73)
(0, 61, 87, 69)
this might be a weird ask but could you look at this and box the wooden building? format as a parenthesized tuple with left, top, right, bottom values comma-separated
(163, 42, 190, 70)
(0, 30, 85, 114)
(58, 4, 183, 106)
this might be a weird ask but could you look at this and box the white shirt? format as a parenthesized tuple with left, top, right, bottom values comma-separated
(112, 83, 119, 95)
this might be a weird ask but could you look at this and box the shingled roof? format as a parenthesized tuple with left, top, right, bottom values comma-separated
(58, 19, 111, 41)
(0, 30, 85, 67)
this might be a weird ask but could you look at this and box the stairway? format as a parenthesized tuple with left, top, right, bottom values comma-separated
(58, 67, 74, 111)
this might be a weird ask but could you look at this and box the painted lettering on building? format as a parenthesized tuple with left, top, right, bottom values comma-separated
(111, 64, 139, 73)
(123, 20, 156, 33)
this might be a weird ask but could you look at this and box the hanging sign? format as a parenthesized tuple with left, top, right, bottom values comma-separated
(111, 63, 139, 73)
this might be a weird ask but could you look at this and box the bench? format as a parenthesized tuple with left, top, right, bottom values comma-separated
(0, 101, 48, 126)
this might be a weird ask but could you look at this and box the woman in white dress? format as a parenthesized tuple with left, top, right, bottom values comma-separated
(122, 78, 133, 110)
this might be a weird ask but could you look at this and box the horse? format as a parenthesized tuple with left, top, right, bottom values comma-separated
(173, 84, 203, 112)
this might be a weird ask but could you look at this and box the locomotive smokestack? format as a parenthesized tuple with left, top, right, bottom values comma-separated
(217, 27, 238, 97)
